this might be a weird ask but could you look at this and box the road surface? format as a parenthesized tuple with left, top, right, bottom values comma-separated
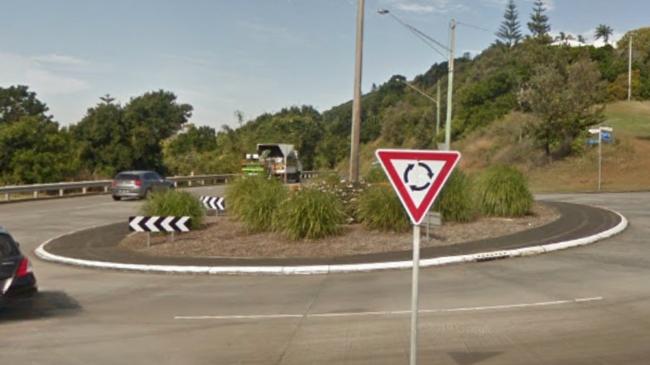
(0, 189, 648, 364)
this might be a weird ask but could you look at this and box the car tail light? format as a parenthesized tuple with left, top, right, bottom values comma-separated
(16, 257, 33, 278)
(134, 179, 142, 187)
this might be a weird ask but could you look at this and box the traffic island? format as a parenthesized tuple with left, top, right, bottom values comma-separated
(34, 201, 627, 275)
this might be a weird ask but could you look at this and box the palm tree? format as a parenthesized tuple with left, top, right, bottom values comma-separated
(555, 32, 575, 45)
(594, 24, 614, 45)
(577, 35, 586, 44)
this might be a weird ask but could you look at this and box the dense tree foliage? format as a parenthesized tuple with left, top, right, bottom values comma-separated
(0, 116, 78, 184)
(72, 90, 192, 177)
(0, 85, 50, 125)
(2, 24, 650, 185)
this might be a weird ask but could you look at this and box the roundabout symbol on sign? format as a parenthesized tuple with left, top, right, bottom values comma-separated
(403, 162, 434, 192)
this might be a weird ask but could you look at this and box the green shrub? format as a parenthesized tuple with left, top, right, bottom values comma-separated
(475, 165, 532, 217)
(433, 170, 477, 223)
(141, 190, 204, 229)
(226, 176, 287, 232)
(357, 184, 410, 232)
(363, 165, 387, 183)
(274, 188, 345, 240)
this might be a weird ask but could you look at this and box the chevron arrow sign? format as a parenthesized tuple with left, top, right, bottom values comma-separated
(129, 216, 191, 232)
(200, 196, 225, 211)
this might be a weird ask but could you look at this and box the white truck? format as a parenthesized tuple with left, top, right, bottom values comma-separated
(254, 143, 303, 183)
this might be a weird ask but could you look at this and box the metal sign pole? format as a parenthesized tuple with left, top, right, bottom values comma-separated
(410, 224, 421, 365)
(598, 129, 602, 192)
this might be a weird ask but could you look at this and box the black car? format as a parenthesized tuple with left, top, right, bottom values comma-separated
(0, 227, 37, 302)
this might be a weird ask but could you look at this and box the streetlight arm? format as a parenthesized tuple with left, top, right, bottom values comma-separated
(401, 80, 439, 106)
(377, 9, 451, 57)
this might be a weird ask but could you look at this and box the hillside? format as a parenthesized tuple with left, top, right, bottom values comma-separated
(457, 101, 650, 192)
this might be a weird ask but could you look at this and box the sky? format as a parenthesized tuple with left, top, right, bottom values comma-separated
(1, 0, 648, 129)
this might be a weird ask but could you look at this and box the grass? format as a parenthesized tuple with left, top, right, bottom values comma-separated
(226, 176, 287, 232)
(141, 190, 204, 229)
(274, 188, 345, 240)
(475, 165, 532, 217)
(433, 170, 477, 223)
(357, 184, 410, 232)
(604, 101, 650, 137)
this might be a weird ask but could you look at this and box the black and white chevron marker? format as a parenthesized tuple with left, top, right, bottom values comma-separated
(200, 196, 225, 211)
(129, 216, 191, 232)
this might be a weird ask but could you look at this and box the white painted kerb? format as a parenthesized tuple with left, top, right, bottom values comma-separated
(35, 209, 628, 275)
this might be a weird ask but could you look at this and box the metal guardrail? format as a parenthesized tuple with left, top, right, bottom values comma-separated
(0, 171, 322, 202)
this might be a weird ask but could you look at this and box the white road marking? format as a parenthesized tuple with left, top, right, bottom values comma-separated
(173, 296, 604, 320)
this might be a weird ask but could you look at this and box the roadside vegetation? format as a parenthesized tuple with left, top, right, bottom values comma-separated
(141, 190, 204, 229)
(357, 184, 410, 232)
(1, 1, 650, 193)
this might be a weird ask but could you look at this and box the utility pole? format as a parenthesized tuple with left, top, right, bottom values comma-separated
(349, 0, 365, 183)
(444, 19, 456, 151)
(628, 34, 633, 102)
(436, 81, 441, 137)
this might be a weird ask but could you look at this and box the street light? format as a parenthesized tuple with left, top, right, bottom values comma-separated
(378, 9, 456, 151)
(400, 79, 442, 137)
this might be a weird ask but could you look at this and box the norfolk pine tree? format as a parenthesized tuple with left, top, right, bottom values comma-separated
(496, 0, 522, 47)
(527, 0, 551, 42)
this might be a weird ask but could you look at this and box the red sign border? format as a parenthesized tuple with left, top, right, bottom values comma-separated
(375, 149, 461, 225)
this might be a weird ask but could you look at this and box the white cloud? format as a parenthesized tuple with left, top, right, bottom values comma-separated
(388, 0, 463, 14)
(481, 0, 554, 11)
(31, 54, 87, 66)
(0, 52, 90, 95)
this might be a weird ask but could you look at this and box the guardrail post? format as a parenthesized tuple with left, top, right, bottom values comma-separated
(82, 187, 87, 194)
(59, 189, 64, 197)
(4, 193, 9, 201)
(104, 186, 109, 193)
(33, 191, 39, 199)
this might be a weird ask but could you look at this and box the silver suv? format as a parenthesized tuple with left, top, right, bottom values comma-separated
(111, 171, 173, 200)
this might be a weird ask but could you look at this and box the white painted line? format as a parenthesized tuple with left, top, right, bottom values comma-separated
(35, 207, 628, 275)
(174, 314, 303, 320)
(173, 296, 604, 320)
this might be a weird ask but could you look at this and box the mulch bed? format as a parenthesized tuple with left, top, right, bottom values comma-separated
(119, 202, 559, 259)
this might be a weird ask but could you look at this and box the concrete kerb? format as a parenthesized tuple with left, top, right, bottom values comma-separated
(34, 209, 628, 276)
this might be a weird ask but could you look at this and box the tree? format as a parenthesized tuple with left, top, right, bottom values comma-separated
(72, 99, 132, 177)
(123, 90, 193, 172)
(0, 116, 78, 184)
(595, 24, 614, 45)
(519, 58, 606, 159)
(527, 0, 551, 42)
(496, 0, 522, 47)
(163, 125, 226, 175)
(555, 32, 575, 45)
(577, 35, 586, 44)
(0, 85, 50, 125)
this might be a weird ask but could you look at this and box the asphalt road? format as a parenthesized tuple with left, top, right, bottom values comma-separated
(0, 189, 649, 364)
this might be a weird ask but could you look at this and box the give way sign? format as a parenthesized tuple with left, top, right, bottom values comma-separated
(375, 149, 461, 225)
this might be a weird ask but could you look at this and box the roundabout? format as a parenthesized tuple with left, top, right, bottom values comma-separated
(35, 202, 625, 275)
(1, 187, 649, 365)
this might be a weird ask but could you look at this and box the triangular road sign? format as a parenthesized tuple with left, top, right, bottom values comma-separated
(375, 149, 461, 225)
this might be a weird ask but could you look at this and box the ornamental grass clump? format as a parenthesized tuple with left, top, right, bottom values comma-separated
(141, 190, 204, 229)
(274, 187, 345, 240)
(227, 176, 287, 232)
(357, 184, 410, 232)
(475, 165, 533, 217)
(433, 170, 478, 223)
